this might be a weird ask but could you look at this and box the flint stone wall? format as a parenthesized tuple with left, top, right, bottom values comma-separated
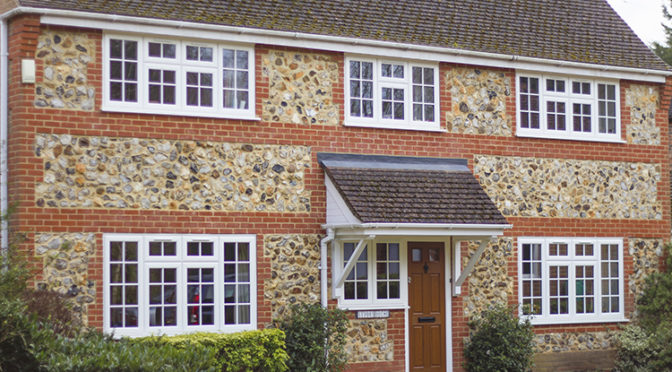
(474, 155, 661, 219)
(261, 50, 339, 125)
(534, 331, 615, 353)
(628, 238, 663, 316)
(263, 234, 320, 319)
(35, 134, 311, 212)
(35, 232, 96, 325)
(462, 237, 514, 319)
(626, 85, 660, 145)
(445, 67, 512, 136)
(35, 29, 95, 110)
(346, 319, 394, 363)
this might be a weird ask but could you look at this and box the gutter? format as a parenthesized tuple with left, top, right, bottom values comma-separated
(322, 222, 513, 230)
(1, 15, 8, 254)
(2, 6, 671, 79)
(319, 228, 334, 308)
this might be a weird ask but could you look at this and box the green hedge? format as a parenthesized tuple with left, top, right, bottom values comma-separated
(136, 329, 289, 372)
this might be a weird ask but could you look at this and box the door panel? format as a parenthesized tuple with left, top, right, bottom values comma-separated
(408, 242, 446, 372)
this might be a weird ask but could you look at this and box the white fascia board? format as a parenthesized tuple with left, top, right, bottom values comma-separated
(15, 9, 666, 83)
(323, 223, 511, 237)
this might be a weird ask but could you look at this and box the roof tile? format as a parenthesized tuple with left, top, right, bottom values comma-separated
(16, 0, 670, 71)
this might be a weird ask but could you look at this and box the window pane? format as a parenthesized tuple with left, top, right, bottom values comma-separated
(412, 67, 422, 84)
(362, 62, 373, 79)
(236, 51, 248, 69)
(424, 68, 434, 84)
(186, 45, 199, 60)
(349, 61, 360, 78)
(149, 42, 161, 57)
(110, 39, 122, 59)
(222, 49, 234, 68)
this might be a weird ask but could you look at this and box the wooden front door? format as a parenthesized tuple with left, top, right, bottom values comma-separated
(408, 242, 447, 371)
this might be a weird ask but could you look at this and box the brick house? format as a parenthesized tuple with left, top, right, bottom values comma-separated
(1, 0, 670, 371)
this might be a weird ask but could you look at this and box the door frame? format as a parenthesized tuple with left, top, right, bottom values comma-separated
(404, 238, 453, 372)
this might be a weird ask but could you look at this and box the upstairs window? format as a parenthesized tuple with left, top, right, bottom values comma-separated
(345, 57, 440, 131)
(103, 35, 255, 119)
(518, 237, 624, 325)
(517, 74, 620, 141)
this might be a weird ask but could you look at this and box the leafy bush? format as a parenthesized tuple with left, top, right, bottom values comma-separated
(464, 304, 535, 372)
(275, 303, 349, 372)
(22, 289, 80, 337)
(635, 243, 672, 331)
(138, 329, 288, 372)
(614, 243, 672, 371)
(0, 298, 49, 371)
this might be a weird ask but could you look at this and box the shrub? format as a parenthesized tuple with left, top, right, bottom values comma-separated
(35, 330, 217, 372)
(464, 304, 535, 372)
(615, 243, 672, 371)
(138, 329, 288, 372)
(635, 243, 672, 331)
(275, 303, 349, 372)
(22, 289, 80, 337)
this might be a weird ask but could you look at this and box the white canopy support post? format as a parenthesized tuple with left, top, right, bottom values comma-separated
(454, 236, 495, 288)
(334, 235, 373, 289)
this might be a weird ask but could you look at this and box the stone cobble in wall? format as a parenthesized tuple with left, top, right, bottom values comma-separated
(628, 238, 663, 316)
(445, 67, 512, 136)
(462, 237, 514, 319)
(263, 234, 321, 319)
(35, 30, 95, 111)
(35, 232, 96, 325)
(346, 319, 394, 363)
(474, 155, 661, 219)
(534, 331, 615, 353)
(35, 134, 311, 212)
(626, 85, 660, 145)
(261, 50, 339, 125)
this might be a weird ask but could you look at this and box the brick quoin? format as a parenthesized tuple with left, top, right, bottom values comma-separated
(3, 15, 671, 372)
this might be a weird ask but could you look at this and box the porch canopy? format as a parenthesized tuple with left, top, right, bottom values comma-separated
(317, 152, 511, 295)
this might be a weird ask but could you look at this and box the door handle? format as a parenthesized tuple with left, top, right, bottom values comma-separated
(418, 316, 435, 323)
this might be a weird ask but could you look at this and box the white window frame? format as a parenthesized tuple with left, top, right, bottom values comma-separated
(332, 239, 407, 310)
(103, 234, 257, 337)
(517, 237, 625, 325)
(344, 56, 441, 132)
(516, 73, 621, 142)
(102, 34, 256, 120)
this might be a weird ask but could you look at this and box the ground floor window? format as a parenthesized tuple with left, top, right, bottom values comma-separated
(103, 234, 256, 336)
(335, 240, 406, 309)
(518, 237, 624, 324)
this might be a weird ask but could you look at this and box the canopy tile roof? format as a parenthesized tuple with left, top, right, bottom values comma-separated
(318, 153, 509, 225)
(12, 0, 670, 72)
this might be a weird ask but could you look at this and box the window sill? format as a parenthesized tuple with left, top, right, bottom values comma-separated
(337, 303, 408, 311)
(516, 130, 626, 144)
(344, 120, 444, 133)
(524, 315, 629, 326)
(101, 104, 261, 121)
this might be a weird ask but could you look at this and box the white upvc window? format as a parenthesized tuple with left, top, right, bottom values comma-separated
(103, 35, 255, 120)
(345, 57, 440, 131)
(517, 74, 620, 142)
(518, 237, 625, 325)
(103, 234, 256, 337)
(333, 240, 407, 309)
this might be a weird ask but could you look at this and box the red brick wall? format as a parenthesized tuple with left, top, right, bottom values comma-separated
(4, 17, 671, 371)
